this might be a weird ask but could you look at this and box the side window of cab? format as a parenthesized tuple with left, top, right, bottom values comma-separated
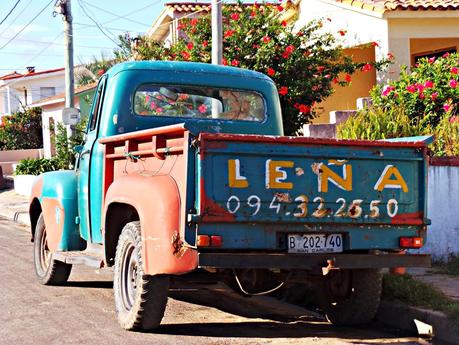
(87, 76, 107, 133)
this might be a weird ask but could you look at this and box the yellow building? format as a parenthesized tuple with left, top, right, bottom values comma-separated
(289, 0, 459, 123)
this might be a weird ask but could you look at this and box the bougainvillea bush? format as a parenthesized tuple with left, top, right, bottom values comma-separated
(0, 107, 43, 150)
(114, 2, 387, 135)
(338, 53, 459, 156)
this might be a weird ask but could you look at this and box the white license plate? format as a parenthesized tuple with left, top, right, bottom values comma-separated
(287, 234, 343, 253)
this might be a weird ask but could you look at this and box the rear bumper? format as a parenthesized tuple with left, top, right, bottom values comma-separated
(198, 253, 431, 270)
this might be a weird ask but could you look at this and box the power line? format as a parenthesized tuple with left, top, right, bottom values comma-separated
(80, 0, 151, 28)
(0, 0, 32, 36)
(76, 0, 119, 45)
(0, 0, 54, 50)
(0, 0, 21, 25)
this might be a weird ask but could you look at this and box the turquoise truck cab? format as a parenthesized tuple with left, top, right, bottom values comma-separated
(29, 61, 431, 331)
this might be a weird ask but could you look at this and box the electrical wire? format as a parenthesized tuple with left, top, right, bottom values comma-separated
(0, 0, 32, 37)
(0, 0, 21, 25)
(76, 0, 119, 46)
(0, 0, 54, 50)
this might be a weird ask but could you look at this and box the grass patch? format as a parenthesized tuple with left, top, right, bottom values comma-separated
(383, 274, 459, 321)
(435, 257, 459, 276)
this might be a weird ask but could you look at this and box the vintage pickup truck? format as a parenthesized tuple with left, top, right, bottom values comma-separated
(30, 61, 430, 331)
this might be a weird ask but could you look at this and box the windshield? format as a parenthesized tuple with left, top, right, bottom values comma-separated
(133, 85, 265, 122)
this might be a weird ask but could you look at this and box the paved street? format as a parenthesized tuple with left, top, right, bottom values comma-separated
(0, 217, 433, 345)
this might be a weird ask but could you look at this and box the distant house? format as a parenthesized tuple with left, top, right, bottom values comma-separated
(0, 67, 65, 116)
(292, 0, 459, 122)
(31, 83, 96, 158)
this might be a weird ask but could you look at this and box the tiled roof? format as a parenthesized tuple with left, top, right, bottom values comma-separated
(165, 1, 275, 12)
(0, 67, 64, 81)
(333, 0, 459, 12)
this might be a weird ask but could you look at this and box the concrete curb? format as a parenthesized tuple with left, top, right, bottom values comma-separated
(377, 300, 459, 344)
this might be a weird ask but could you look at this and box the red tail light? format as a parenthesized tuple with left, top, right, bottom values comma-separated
(210, 235, 223, 247)
(197, 235, 223, 247)
(399, 237, 423, 248)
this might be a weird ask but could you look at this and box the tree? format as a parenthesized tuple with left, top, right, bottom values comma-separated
(0, 107, 43, 150)
(114, 2, 388, 135)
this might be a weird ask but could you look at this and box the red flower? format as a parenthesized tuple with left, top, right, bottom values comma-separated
(231, 59, 239, 66)
(449, 79, 458, 88)
(252, 44, 260, 49)
(431, 92, 439, 101)
(279, 86, 288, 96)
(285, 45, 295, 53)
(230, 13, 240, 21)
(250, 10, 256, 17)
(361, 63, 372, 72)
(267, 68, 275, 76)
(282, 51, 290, 59)
(338, 29, 346, 36)
(345, 74, 352, 83)
(187, 42, 194, 50)
(181, 51, 190, 60)
(156, 107, 163, 114)
(262, 36, 271, 43)
(281, 20, 287, 27)
(332, 77, 339, 84)
(190, 18, 198, 26)
(224, 30, 235, 38)
(382, 85, 395, 97)
(97, 69, 105, 76)
(450, 115, 459, 123)
(317, 66, 325, 72)
(444, 103, 452, 112)
(443, 52, 450, 58)
(419, 92, 425, 99)
(387, 52, 394, 60)
(177, 23, 185, 30)
(451, 67, 458, 74)
(277, 5, 283, 11)
(222, 58, 228, 66)
(202, 40, 208, 48)
(198, 104, 208, 114)
(298, 104, 311, 113)
(371, 41, 379, 47)
(406, 84, 417, 93)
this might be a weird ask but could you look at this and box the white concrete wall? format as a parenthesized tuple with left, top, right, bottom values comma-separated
(295, 0, 390, 82)
(415, 165, 459, 262)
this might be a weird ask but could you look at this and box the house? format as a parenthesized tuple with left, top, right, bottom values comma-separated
(31, 83, 96, 158)
(291, 0, 459, 122)
(0, 67, 65, 116)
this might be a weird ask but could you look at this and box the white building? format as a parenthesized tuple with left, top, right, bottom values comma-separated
(0, 67, 65, 116)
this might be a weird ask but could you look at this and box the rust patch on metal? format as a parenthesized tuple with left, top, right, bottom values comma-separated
(171, 231, 187, 258)
(275, 192, 291, 203)
(391, 211, 424, 225)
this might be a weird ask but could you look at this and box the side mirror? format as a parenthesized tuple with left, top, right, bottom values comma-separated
(62, 107, 81, 126)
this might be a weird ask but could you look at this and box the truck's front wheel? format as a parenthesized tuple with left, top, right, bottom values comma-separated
(320, 269, 382, 325)
(114, 221, 169, 331)
(33, 214, 72, 285)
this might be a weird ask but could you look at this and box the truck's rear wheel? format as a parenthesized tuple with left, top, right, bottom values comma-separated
(320, 269, 382, 325)
(114, 221, 169, 331)
(33, 214, 72, 285)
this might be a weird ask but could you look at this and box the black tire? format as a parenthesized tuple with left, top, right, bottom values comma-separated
(320, 269, 382, 326)
(33, 214, 72, 285)
(113, 221, 169, 331)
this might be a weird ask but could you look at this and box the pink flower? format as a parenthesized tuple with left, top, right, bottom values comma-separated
(387, 52, 394, 60)
(450, 115, 459, 123)
(449, 79, 458, 88)
(150, 102, 157, 110)
(382, 85, 395, 97)
(190, 18, 198, 26)
(406, 84, 417, 93)
(371, 41, 379, 47)
(202, 40, 208, 48)
(97, 69, 105, 76)
(177, 23, 185, 30)
(145, 95, 150, 103)
(361, 63, 372, 72)
(416, 83, 425, 93)
(279, 86, 288, 96)
(198, 104, 208, 114)
(267, 68, 275, 76)
(431, 92, 439, 100)
(187, 42, 194, 50)
(419, 92, 425, 99)
(444, 103, 452, 112)
(428, 57, 436, 63)
(230, 13, 240, 21)
(423, 80, 434, 88)
(262, 36, 271, 43)
(156, 107, 163, 114)
(451, 67, 458, 75)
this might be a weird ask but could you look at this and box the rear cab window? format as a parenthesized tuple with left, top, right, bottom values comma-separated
(133, 85, 265, 122)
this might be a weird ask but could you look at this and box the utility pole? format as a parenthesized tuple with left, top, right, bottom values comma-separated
(62, 0, 74, 108)
(211, 0, 222, 65)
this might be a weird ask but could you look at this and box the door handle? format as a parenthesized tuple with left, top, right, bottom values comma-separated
(80, 149, 90, 157)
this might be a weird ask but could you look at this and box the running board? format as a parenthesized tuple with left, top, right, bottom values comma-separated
(53, 244, 104, 268)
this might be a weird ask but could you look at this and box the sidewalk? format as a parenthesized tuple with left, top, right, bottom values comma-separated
(1, 186, 458, 343)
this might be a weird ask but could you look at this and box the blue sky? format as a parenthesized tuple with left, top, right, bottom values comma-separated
(0, 0, 167, 75)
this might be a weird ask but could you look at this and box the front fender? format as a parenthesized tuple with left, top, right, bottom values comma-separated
(30, 171, 82, 251)
(103, 173, 198, 275)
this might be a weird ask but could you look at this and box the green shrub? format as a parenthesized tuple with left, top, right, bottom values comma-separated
(14, 158, 60, 176)
(0, 107, 43, 150)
